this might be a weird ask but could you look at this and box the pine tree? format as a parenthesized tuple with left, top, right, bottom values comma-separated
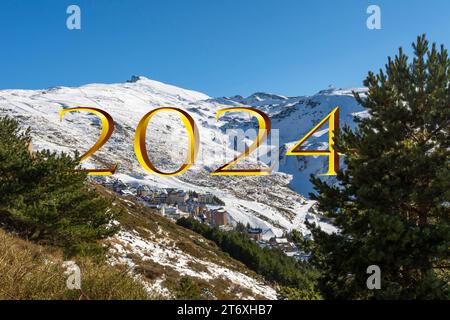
(0, 116, 121, 256)
(308, 35, 450, 299)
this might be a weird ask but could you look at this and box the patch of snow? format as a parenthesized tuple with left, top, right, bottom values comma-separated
(109, 230, 277, 299)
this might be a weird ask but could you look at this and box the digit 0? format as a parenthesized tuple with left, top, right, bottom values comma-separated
(134, 107, 199, 176)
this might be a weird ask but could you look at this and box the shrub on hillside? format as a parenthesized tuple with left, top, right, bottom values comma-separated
(0, 116, 121, 256)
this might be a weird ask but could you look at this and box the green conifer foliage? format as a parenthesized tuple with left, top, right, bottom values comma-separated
(308, 35, 449, 299)
(0, 116, 121, 256)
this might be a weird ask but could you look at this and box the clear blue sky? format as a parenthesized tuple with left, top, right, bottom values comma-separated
(0, 0, 449, 97)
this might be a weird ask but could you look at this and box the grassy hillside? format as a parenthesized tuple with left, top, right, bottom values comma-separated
(97, 184, 277, 299)
(0, 183, 277, 300)
(0, 228, 150, 300)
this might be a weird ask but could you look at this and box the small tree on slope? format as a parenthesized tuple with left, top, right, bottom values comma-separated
(0, 116, 120, 256)
(308, 35, 449, 299)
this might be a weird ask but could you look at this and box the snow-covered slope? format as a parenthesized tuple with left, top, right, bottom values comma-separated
(212, 87, 368, 196)
(0, 77, 364, 237)
(99, 185, 277, 299)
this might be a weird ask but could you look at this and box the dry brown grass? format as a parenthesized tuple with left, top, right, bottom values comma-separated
(0, 229, 151, 300)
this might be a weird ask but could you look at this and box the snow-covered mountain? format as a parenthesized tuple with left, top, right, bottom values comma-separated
(211, 86, 368, 196)
(0, 76, 365, 237)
